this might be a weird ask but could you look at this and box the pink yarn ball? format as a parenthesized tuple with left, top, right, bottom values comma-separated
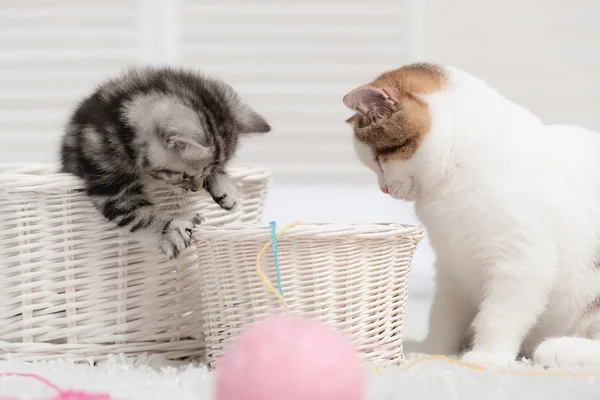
(215, 315, 365, 400)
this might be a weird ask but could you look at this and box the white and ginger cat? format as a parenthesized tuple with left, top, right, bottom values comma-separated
(343, 62, 600, 368)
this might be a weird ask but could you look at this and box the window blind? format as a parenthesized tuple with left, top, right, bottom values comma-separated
(179, 0, 418, 183)
(0, 0, 418, 185)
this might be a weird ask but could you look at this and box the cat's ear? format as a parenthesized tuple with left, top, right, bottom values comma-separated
(343, 85, 399, 118)
(346, 114, 358, 125)
(236, 103, 271, 134)
(166, 132, 211, 159)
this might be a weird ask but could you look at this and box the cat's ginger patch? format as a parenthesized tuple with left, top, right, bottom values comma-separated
(343, 63, 448, 161)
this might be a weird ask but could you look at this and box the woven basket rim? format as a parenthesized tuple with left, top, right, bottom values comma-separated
(0, 163, 271, 193)
(193, 222, 424, 240)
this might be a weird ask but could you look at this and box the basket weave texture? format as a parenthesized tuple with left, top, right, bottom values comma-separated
(0, 163, 270, 361)
(193, 223, 424, 367)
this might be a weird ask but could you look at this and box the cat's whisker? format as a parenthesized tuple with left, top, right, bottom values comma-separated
(167, 192, 181, 216)
(400, 198, 418, 221)
(392, 184, 404, 200)
(153, 189, 174, 218)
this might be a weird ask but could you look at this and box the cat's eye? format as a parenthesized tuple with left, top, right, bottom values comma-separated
(182, 172, 190, 179)
(374, 156, 383, 171)
(378, 140, 410, 156)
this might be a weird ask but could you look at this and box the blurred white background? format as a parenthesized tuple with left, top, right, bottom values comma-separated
(1, 0, 599, 297)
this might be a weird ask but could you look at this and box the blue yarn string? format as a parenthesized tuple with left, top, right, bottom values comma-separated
(270, 221, 285, 297)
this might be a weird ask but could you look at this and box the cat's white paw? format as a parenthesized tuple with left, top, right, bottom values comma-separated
(533, 337, 600, 368)
(159, 214, 202, 259)
(461, 350, 515, 368)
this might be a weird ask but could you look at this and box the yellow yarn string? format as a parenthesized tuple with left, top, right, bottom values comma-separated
(368, 362, 383, 376)
(255, 221, 382, 376)
(404, 354, 600, 378)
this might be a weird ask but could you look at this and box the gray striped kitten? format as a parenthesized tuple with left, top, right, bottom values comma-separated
(60, 66, 270, 259)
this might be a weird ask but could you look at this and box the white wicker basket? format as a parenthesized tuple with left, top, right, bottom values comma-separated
(0, 163, 270, 362)
(193, 223, 424, 367)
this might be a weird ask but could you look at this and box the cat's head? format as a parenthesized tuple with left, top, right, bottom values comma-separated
(124, 89, 270, 192)
(343, 63, 452, 202)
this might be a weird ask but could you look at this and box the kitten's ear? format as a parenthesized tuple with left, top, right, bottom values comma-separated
(343, 85, 399, 117)
(166, 133, 211, 159)
(236, 103, 271, 134)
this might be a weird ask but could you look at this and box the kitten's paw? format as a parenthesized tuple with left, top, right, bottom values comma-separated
(461, 350, 515, 368)
(212, 180, 237, 210)
(191, 213, 205, 225)
(214, 192, 237, 211)
(159, 218, 194, 259)
(207, 174, 238, 211)
(533, 337, 599, 368)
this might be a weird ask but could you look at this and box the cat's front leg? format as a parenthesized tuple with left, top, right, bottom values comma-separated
(417, 268, 475, 355)
(462, 256, 554, 366)
(90, 189, 203, 259)
(204, 171, 237, 210)
(158, 212, 204, 259)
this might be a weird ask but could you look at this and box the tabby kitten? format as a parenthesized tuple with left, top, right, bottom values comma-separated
(61, 66, 270, 259)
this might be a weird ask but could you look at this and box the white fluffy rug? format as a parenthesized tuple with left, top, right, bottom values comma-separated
(1, 353, 600, 400)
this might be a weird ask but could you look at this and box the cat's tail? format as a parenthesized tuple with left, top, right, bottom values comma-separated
(534, 337, 600, 367)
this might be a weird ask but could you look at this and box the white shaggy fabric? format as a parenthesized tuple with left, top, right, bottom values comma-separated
(1, 354, 600, 400)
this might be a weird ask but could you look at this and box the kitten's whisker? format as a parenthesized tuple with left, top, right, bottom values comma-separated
(181, 190, 190, 205)
(153, 189, 174, 218)
(166, 188, 186, 216)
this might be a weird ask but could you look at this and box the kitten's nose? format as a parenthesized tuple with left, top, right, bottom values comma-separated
(381, 185, 389, 194)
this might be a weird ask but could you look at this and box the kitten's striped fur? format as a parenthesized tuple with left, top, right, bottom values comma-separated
(61, 66, 270, 259)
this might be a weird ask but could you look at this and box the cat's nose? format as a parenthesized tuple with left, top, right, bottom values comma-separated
(381, 184, 389, 194)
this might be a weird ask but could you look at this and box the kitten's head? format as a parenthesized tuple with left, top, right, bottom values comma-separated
(343, 63, 451, 201)
(123, 81, 270, 192)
